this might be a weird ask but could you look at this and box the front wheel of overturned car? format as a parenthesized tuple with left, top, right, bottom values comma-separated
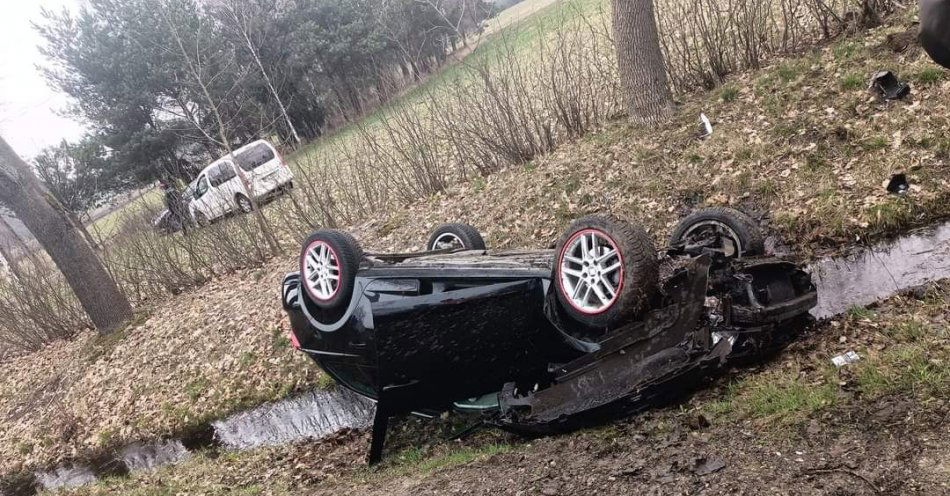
(553, 215, 659, 328)
(300, 230, 362, 309)
(669, 207, 764, 258)
(426, 223, 487, 251)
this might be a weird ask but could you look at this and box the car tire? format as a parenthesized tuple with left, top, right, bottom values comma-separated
(669, 207, 764, 258)
(553, 215, 658, 328)
(426, 223, 487, 251)
(299, 230, 362, 309)
(236, 194, 254, 213)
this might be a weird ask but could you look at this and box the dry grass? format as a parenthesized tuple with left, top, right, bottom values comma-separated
(0, 257, 321, 475)
(3, 0, 945, 479)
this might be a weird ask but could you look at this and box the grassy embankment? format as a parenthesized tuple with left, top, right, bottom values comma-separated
(4, 0, 949, 486)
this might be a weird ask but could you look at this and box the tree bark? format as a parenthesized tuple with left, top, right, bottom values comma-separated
(0, 136, 132, 334)
(0, 215, 26, 280)
(612, 0, 675, 123)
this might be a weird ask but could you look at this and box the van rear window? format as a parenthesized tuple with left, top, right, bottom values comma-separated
(235, 143, 276, 171)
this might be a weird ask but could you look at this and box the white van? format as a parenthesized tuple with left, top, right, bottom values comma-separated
(189, 140, 294, 224)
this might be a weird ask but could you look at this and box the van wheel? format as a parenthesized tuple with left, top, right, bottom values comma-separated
(553, 215, 658, 328)
(236, 194, 254, 213)
(300, 230, 362, 309)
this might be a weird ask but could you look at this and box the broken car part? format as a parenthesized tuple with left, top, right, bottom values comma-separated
(869, 71, 910, 100)
(886, 173, 909, 195)
(698, 113, 713, 139)
(831, 350, 861, 367)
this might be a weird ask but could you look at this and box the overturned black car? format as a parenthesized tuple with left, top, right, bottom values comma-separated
(280, 207, 817, 462)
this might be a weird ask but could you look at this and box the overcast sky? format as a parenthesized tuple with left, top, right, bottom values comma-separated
(0, 0, 84, 159)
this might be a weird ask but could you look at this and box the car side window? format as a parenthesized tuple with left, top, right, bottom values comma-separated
(218, 161, 237, 182)
(195, 176, 209, 197)
(208, 165, 223, 187)
(235, 143, 276, 171)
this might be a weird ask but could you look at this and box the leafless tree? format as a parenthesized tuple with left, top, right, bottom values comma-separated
(160, 1, 282, 254)
(612, 0, 675, 123)
(0, 135, 132, 334)
(215, 0, 303, 144)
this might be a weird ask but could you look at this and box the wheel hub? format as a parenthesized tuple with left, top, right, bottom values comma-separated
(302, 241, 341, 301)
(559, 229, 623, 314)
(683, 220, 742, 258)
(432, 233, 464, 250)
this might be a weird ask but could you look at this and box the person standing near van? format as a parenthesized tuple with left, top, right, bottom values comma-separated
(160, 179, 191, 234)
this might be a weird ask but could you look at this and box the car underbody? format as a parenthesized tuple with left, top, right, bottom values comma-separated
(281, 210, 818, 463)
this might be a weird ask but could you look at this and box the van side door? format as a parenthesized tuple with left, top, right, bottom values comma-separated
(214, 161, 242, 212)
(206, 164, 229, 219)
(192, 174, 213, 220)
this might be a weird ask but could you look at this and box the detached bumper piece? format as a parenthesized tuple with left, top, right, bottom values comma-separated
(496, 257, 731, 434)
(494, 256, 817, 434)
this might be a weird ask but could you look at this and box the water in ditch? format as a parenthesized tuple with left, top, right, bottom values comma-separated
(808, 221, 950, 318)
(19, 221, 950, 494)
(28, 388, 374, 493)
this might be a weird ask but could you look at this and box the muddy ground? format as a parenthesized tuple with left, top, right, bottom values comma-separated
(316, 298, 948, 496)
(54, 281, 948, 495)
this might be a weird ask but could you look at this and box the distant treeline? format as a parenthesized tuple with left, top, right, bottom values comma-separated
(34, 0, 496, 197)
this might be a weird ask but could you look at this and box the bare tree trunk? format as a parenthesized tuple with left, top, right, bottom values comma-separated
(68, 211, 100, 251)
(0, 136, 132, 334)
(612, 0, 675, 123)
(44, 190, 101, 251)
(224, 2, 302, 145)
(0, 215, 26, 280)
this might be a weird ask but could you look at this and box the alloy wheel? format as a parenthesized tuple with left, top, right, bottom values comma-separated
(558, 229, 624, 314)
(302, 240, 341, 301)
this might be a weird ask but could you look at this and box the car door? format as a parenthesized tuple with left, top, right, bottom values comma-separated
(214, 161, 243, 213)
(205, 164, 229, 219)
(192, 174, 214, 220)
(235, 142, 282, 197)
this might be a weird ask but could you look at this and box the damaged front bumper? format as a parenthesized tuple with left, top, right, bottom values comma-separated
(495, 255, 817, 433)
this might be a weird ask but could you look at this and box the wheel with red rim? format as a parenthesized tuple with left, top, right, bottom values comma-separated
(299, 230, 362, 309)
(553, 215, 658, 328)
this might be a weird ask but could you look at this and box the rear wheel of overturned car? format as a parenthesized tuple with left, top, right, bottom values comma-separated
(300, 230, 362, 309)
(669, 207, 764, 258)
(235, 194, 254, 213)
(426, 223, 487, 251)
(554, 215, 659, 328)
